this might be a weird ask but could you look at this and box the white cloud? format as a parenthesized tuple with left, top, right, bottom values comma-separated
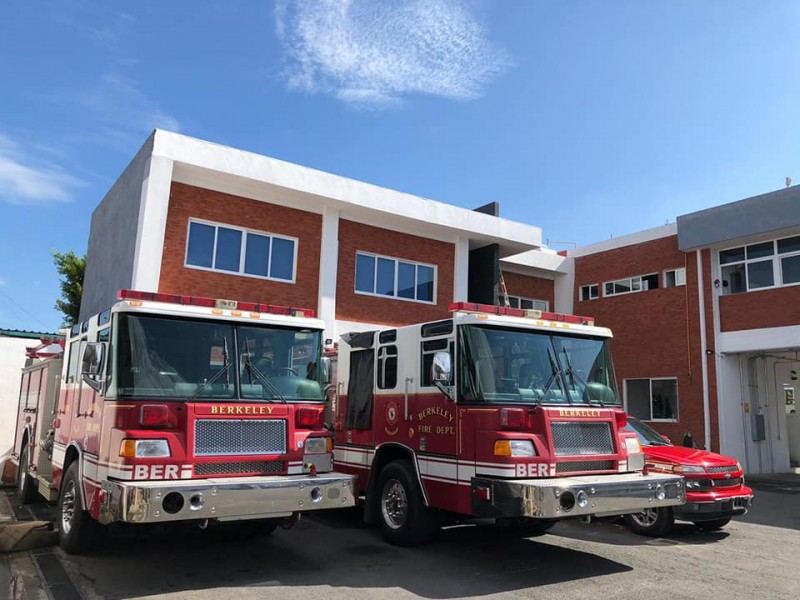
(275, 0, 513, 107)
(0, 133, 82, 205)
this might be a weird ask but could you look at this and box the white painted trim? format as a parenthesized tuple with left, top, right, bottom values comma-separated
(131, 155, 173, 291)
(318, 208, 339, 341)
(151, 130, 543, 252)
(697, 251, 712, 450)
(719, 324, 800, 354)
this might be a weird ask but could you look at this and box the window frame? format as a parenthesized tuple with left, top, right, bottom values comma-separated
(663, 267, 687, 288)
(184, 218, 298, 284)
(580, 284, 599, 301)
(354, 251, 437, 305)
(623, 376, 679, 423)
(718, 235, 800, 294)
(603, 273, 659, 297)
(499, 294, 549, 311)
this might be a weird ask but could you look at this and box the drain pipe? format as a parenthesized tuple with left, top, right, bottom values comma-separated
(696, 250, 712, 451)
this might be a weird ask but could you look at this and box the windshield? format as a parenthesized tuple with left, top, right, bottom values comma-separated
(112, 314, 323, 402)
(624, 417, 671, 446)
(458, 324, 621, 406)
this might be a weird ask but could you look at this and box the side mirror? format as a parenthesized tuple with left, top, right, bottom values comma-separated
(82, 342, 105, 376)
(431, 351, 452, 384)
(81, 342, 106, 392)
(321, 357, 332, 385)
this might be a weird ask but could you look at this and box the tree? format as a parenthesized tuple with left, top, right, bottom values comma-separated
(53, 250, 86, 326)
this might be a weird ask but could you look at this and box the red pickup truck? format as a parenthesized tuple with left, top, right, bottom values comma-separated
(623, 417, 753, 536)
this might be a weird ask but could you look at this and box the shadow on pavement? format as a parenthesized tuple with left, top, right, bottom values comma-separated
(64, 509, 632, 599)
(547, 517, 730, 547)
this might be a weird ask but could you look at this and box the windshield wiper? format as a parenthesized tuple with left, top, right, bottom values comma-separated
(534, 347, 562, 408)
(242, 351, 287, 404)
(185, 361, 232, 403)
(561, 347, 605, 407)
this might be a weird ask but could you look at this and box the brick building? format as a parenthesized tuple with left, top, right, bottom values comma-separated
(80, 130, 800, 473)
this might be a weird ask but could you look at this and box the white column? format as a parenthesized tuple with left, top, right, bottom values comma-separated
(131, 155, 174, 291)
(697, 250, 712, 451)
(453, 236, 469, 302)
(554, 259, 575, 315)
(318, 207, 340, 342)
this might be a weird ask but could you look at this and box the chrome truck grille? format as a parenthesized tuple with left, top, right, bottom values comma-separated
(551, 422, 614, 456)
(194, 461, 284, 476)
(194, 419, 287, 456)
(556, 460, 615, 473)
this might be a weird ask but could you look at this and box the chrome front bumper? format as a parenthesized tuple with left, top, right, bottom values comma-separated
(98, 472, 355, 525)
(472, 472, 684, 519)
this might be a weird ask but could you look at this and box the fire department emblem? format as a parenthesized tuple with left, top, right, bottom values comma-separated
(384, 401, 399, 436)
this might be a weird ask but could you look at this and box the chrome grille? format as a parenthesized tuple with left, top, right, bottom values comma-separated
(706, 465, 739, 473)
(551, 422, 614, 456)
(556, 460, 615, 473)
(194, 461, 284, 476)
(194, 419, 286, 456)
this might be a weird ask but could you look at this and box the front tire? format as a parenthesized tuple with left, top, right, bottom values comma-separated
(375, 460, 436, 546)
(623, 507, 675, 537)
(58, 462, 105, 554)
(694, 517, 731, 532)
(17, 444, 38, 504)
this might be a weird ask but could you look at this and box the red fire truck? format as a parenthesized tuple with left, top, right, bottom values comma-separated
(331, 302, 685, 545)
(9, 290, 354, 553)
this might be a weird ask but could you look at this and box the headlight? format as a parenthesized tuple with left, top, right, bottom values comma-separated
(304, 437, 331, 454)
(120, 439, 170, 458)
(494, 439, 536, 457)
(674, 464, 705, 474)
(624, 438, 642, 454)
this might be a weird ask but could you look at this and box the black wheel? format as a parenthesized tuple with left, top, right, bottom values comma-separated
(623, 507, 675, 537)
(694, 517, 731, 532)
(58, 462, 105, 554)
(496, 517, 557, 537)
(17, 444, 38, 504)
(375, 460, 437, 546)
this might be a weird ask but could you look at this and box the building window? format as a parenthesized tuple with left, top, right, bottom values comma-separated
(603, 274, 659, 297)
(499, 294, 549, 311)
(664, 268, 686, 288)
(580, 284, 599, 301)
(720, 235, 800, 294)
(185, 220, 296, 282)
(355, 252, 435, 303)
(625, 378, 678, 421)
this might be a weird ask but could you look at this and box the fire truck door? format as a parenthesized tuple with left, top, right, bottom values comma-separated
(56, 339, 83, 442)
(342, 349, 377, 446)
(412, 338, 457, 457)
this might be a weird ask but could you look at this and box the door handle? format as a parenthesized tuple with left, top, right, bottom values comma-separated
(404, 377, 413, 421)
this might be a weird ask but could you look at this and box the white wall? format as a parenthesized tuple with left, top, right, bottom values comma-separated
(0, 338, 32, 454)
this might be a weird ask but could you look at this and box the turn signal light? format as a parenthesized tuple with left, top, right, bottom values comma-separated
(494, 440, 513, 456)
(296, 407, 324, 429)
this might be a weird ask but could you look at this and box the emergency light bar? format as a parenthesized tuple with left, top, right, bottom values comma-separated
(117, 289, 316, 318)
(448, 302, 595, 326)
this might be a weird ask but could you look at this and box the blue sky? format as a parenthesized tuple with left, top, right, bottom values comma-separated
(2, 1, 799, 332)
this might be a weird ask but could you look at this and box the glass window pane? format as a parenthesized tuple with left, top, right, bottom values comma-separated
(397, 262, 415, 299)
(520, 298, 533, 309)
(417, 266, 434, 302)
(746, 241, 774, 259)
(244, 233, 270, 277)
(721, 263, 746, 294)
(376, 258, 396, 296)
(782, 255, 800, 285)
(651, 379, 678, 420)
(720, 247, 745, 264)
(778, 236, 800, 255)
(533, 299, 549, 311)
(186, 222, 215, 268)
(675, 268, 686, 286)
(215, 227, 242, 272)
(614, 280, 631, 294)
(747, 260, 774, 289)
(355, 254, 375, 292)
(664, 270, 676, 288)
(604, 282, 614, 296)
(626, 379, 651, 420)
(270, 237, 295, 280)
(590, 285, 598, 299)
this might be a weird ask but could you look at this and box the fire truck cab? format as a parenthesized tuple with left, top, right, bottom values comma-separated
(9, 290, 354, 553)
(332, 303, 684, 545)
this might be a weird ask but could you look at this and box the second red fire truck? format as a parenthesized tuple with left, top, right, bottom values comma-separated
(331, 303, 685, 545)
(9, 290, 355, 553)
